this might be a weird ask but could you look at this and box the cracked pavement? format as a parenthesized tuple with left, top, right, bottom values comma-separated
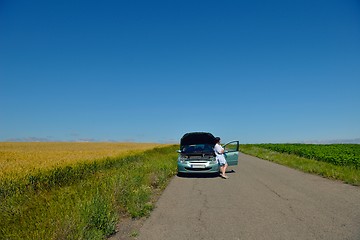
(136, 153, 360, 240)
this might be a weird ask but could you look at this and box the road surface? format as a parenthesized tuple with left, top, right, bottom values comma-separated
(137, 153, 360, 240)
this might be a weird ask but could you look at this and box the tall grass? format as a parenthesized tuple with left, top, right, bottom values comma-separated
(0, 144, 178, 239)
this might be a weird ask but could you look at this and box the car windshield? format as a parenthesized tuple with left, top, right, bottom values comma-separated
(181, 144, 214, 154)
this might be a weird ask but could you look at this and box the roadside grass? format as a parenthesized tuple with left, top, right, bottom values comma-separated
(240, 145, 360, 186)
(0, 145, 178, 239)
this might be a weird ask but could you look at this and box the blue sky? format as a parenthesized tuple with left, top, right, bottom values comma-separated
(1, 0, 359, 143)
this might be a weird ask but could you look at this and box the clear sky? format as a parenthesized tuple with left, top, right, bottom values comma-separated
(1, 0, 360, 143)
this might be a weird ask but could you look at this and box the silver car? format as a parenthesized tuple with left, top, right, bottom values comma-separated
(177, 132, 239, 175)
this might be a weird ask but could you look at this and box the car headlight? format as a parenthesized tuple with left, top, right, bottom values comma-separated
(210, 158, 217, 164)
(178, 156, 188, 163)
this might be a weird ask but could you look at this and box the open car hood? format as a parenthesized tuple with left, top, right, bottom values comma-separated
(180, 132, 216, 147)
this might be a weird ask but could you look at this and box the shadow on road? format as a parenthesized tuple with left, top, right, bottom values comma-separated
(177, 170, 236, 179)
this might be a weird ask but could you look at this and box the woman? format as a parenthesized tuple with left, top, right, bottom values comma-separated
(214, 137, 228, 179)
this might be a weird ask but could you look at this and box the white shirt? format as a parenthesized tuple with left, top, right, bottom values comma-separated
(214, 143, 226, 164)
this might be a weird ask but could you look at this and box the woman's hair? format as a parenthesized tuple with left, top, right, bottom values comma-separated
(215, 137, 221, 143)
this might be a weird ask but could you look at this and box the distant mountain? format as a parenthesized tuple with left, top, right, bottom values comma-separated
(4, 137, 52, 142)
(302, 138, 360, 144)
(326, 138, 360, 144)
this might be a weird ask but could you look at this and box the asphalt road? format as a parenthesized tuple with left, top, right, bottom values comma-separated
(137, 153, 360, 240)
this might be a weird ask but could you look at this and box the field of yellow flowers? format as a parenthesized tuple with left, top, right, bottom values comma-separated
(0, 142, 178, 239)
(0, 142, 161, 181)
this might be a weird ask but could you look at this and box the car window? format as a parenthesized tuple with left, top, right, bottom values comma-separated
(224, 141, 239, 152)
(182, 144, 214, 153)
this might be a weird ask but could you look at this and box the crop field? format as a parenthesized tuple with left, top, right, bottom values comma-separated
(255, 144, 360, 168)
(0, 142, 178, 239)
(241, 144, 360, 186)
(0, 142, 161, 180)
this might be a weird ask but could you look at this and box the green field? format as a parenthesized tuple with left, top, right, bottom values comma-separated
(255, 144, 360, 168)
(240, 144, 360, 186)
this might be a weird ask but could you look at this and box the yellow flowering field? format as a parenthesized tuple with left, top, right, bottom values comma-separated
(0, 142, 163, 180)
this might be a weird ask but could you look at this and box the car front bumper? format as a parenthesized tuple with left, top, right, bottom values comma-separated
(177, 161, 219, 173)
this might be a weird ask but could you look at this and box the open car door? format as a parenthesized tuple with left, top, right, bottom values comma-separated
(223, 141, 239, 166)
